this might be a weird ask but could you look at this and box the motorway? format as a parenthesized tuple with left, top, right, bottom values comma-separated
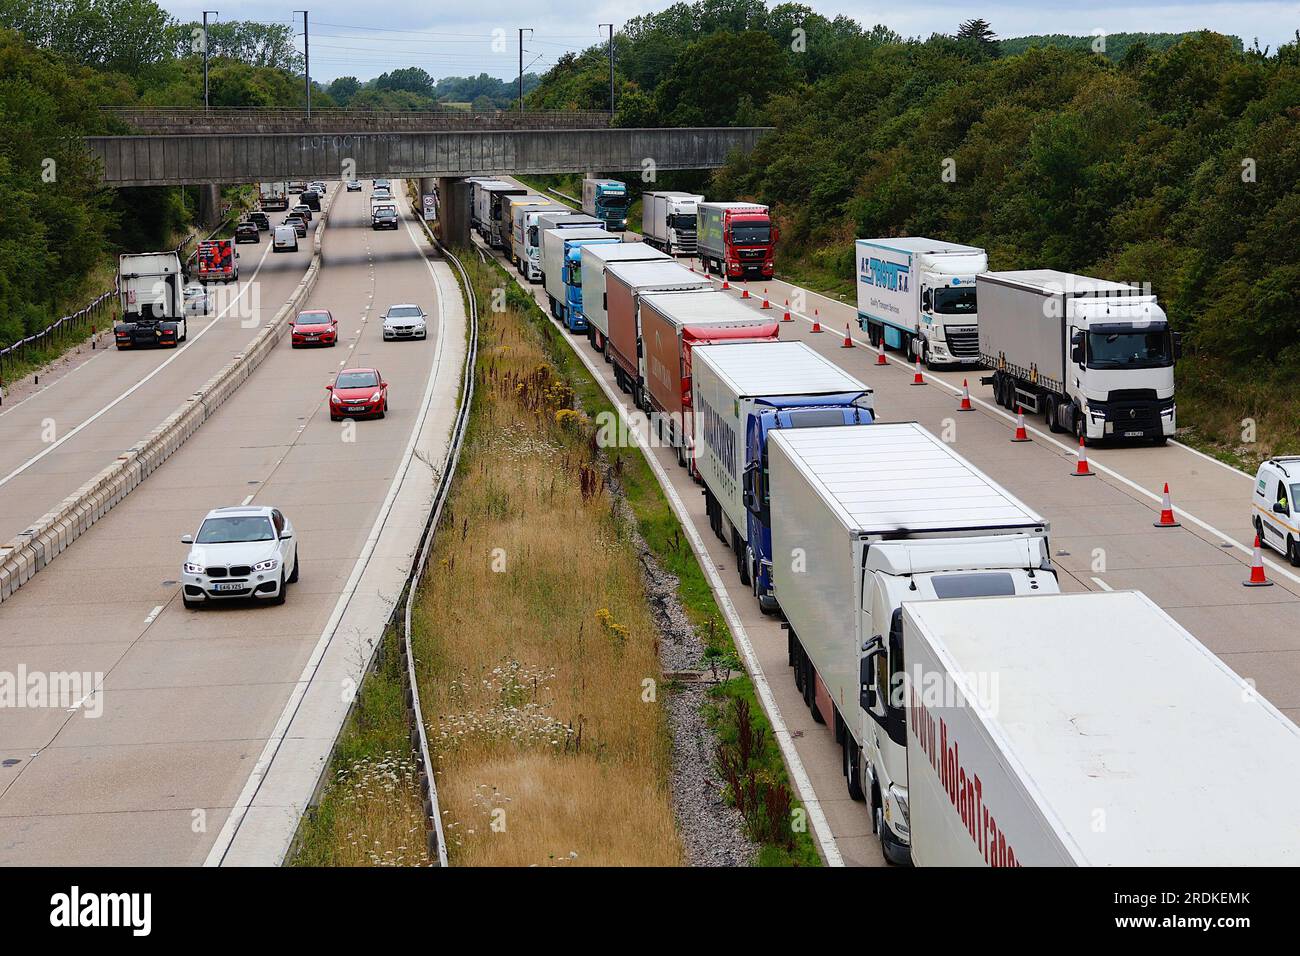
(0, 185, 466, 864)
(483, 186, 1300, 867)
(0, 212, 324, 549)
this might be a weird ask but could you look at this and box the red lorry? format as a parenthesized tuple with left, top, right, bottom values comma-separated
(604, 259, 711, 403)
(695, 202, 778, 281)
(639, 290, 780, 469)
(196, 238, 239, 283)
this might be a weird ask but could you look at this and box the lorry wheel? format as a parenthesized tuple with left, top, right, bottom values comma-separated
(737, 546, 751, 586)
(1045, 396, 1065, 433)
(845, 738, 865, 801)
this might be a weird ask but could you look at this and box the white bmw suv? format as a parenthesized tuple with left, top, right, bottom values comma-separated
(180, 506, 299, 608)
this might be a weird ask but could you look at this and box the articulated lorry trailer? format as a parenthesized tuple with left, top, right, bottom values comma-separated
(581, 242, 670, 353)
(696, 202, 778, 281)
(692, 341, 874, 603)
(541, 228, 618, 332)
(114, 251, 188, 349)
(582, 178, 630, 231)
(495, 193, 546, 252)
(855, 238, 987, 369)
(978, 270, 1180, 445)
(604, 260, 711, 399)
(638, 291, 781, 464)
(769, 422, 1056, 864)
(532, 212, 602, 286)
(898, 590, 1300, 865)
(510, 198, 558, 274)
(477, 183, 526, 246)
(258, 181, 289, 211)
(642, 191, 704, 256)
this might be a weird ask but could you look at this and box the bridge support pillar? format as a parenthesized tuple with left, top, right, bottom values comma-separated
(197, 184, 223, 230)
(435, 177, 469, 247)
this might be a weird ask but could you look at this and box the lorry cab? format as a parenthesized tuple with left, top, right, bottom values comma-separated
(1253, 457, 1300, 565)
(560, 239, 618, 331)
(857, 535, 1060, 864)
(583, 179, 630, 231)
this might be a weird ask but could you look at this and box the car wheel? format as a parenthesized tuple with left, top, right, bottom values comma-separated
(288, 552, 300, 584)
(270, 572, 286, 606)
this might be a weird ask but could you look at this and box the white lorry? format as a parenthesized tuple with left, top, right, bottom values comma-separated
(768, 422, 1056, 864)
(978, 270, 1180, 445)
(258, 181, 289, 211)
(113, 251, 188, 349)
(642, 191, 704, 257)
(900, 590, 1300, 865)
(510, 198, 557, 273)
(531, 211, 602, 285)
(855, 238, 987, 369)
(469, 179, 508, 236)
(580, 242, 670, 353)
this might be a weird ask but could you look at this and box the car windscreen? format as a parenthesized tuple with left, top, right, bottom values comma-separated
(387, 307, 422, 317)
(197, 516, 275, 543)
(296, 313, 330, 325)
(930, 572, 1017, 599)
(336, 371, 379, 388)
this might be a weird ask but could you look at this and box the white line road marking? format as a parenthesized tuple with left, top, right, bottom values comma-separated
(241, 494, 255, 505)
(0, 236, 282, 491)
(1091, 577, 1113, 591)
(205, 193, 452, 866)
(143, 604, 164, 625)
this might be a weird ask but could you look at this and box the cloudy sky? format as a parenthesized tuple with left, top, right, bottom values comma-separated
(165, 1, 1296, 82)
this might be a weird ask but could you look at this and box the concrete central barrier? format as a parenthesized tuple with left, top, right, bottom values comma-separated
(0, 199, 334, 605)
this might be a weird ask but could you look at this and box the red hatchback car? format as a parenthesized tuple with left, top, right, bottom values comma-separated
(291, 310, 338, 348)
(328, 367, 388, 420)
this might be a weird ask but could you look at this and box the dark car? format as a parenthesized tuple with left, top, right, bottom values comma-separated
(285, 214, 308, 237)
(371, 206, 399, 231)
(300, 190, 321, 211)
(235, 222, 260, 244)
(249, 212, 271, 231)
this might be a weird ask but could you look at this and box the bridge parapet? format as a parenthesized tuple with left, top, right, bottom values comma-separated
(100, 108, 615, 135)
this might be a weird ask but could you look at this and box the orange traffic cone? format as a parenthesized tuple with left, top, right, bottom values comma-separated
(1243, 535, 1274, 587)
(782, 300, 792, 322)
(721, 277, 730, 290)
(1069, 436, 1094, 476)
(810, 313, 822, 333)
(761, 289, 771, 309)
(741, 286, 750, 298)
(875, 342, 888, 366)
(1153, 482, 1181, 527)
(842, 324, 854, 348)
(1011, 407, 1030, 442)
(958, 379, 973, 411)
(911, 356, 924, 385)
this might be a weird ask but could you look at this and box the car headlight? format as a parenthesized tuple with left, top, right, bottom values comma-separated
(252, 559, 279, 572)
(331, 393, 342, 404)
(184, 562, 203, 574)
(369, 390, 382, 401)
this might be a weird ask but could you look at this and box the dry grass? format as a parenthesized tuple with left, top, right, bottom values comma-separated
(409, 262, 684, 866)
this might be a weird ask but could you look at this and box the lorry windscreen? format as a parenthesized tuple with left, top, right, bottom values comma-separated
(732, 223, 771, 244)
(598, 194, 630, 209)
(932, 287, 977, 314)
(1087, 329, 1172, 369)
(930, 572, 1016, 598)
(669, 214, 696, 230)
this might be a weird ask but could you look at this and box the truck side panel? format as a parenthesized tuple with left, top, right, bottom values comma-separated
(855, 241, 917, 348)
(696, 205, 724, 263)
(641, 301, 685, 420)
(902, 618, 1075, 867)
(977, 279, 1065, 391)
(606, 273, 640, 381)
(692, 359, 747, 538)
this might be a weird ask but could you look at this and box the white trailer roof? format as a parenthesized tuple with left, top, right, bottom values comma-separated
(605, 260, 706, 289)
(981, 270, 1141, 296)
(698, 201, 767, 211)
(768, 422, 1046, 534)
(857, 237, 984, 256)
(544, 227, 610, 243)
(906, 590, 1300, 865)
(639, 290, 771, 328)
(583, 243, 669, 265)
(692, 341, 866, 396)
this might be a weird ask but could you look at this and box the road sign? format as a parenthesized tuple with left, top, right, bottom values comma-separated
(422, 193, 437, 221)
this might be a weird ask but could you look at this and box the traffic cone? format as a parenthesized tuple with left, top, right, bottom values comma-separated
(842, 324, 854, 348)
(741, 286, 750, 299)
(958, 379, 973, 411)
(782, 299, 792, 322)
(761, 289, 771, 309)
(1243, 536, 1274, 587)
(1069, 436, 1094, 476)
(875, 342, 888, 366)
(911, 356, 924, 385)
(810, 313, 822, 333)
(1153, 482, 1181, 527)
(721, 277, 730, 290)
(1011, 407, 1031, 442)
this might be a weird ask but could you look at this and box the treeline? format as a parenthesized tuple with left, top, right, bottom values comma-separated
(527, 1, 1300, 449)
(328, 71, 540, 111)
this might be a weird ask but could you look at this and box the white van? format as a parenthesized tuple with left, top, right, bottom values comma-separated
(273, 223, 299, 252)
(1252, 457, 1300, 564)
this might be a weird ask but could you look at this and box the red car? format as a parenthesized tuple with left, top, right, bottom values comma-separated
(291, 309, 338, 348)
(328, 367, 388, 420)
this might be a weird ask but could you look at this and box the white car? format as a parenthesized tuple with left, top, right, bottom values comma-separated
(180, 506, 299, 608)
(346, 180, 362, 192)
(183, 282, 212, 315)
(273, 224, 299, 252)
(310, 180, 327, 195)
(1252, 457, 1300, 565)
(382, 303, 428, 340)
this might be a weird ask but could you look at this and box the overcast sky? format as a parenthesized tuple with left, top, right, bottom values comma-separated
(165, 1, 1296, 82)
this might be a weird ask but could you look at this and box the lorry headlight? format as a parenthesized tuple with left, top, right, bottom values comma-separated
(1161, 404, 1176, 417)
(887, 784, 910, 837)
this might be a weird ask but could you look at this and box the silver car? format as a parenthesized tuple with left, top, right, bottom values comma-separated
(180, 506, 299, 607)
(382, 303, 428, 340)
(183, 282, 212, 315)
